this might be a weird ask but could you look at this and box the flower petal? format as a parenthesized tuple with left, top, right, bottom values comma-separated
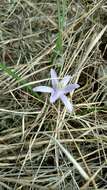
(51, 69, 58, 88)
(60, 95, 73, 112)
(63, 84, 80, 94)
(60, 75, 71, 86)
(33, 86, 53, 93)
(50, 90, 61, 103)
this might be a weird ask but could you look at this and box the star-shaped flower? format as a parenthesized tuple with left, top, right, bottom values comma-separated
(33, 69, 80, 112)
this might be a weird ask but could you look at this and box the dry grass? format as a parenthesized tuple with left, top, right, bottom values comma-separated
(0, 0, 107, 189)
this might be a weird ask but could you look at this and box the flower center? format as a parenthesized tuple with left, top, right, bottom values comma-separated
(57, 82, 65, 89)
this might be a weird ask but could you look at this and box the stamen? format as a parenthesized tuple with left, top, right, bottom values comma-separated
(57, 82, 65, 89)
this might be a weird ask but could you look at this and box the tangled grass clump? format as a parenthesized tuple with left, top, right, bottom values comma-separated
(0, 0, 107, 189)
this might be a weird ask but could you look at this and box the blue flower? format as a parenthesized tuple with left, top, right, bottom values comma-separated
(33, 69, 80, 112)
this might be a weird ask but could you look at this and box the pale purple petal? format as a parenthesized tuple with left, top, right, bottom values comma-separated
(63, 84, 80, 94)
(51, 69, 58, 88)
(60, 95, 73, 112)
(50, 90, 61, 103)
(33, 86, 53, 93)
(60, 75, 71, 86)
